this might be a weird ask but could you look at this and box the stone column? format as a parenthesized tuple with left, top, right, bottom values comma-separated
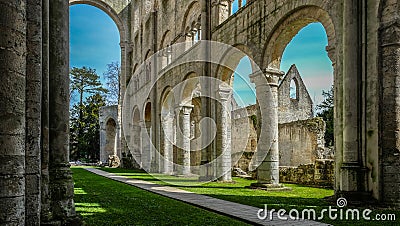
(217, 85, 232, 181)
(141, 121, 152, 171)
(250, 68, 284, 187)
(48, 0, 79, 223)
(132, 125, 142, 168)
(178, 105, 193, 175)
(0, 1, 27, 225)
(380, 3, 400, 205)
(26, 0, 43, 224)
(119, 41, 129, 161)
(41, 0, 51, 222)
(340, 0, 364, 194)
(162, 113, 174, 174)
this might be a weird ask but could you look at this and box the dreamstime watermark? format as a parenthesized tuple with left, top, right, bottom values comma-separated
(257, 198, 396, 222)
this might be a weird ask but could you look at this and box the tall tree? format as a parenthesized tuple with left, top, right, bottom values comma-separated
(103, 61, 120, 105)
(70, 93, 106, 161)
(70, 66, 107, 161)
(317, 86, 334, 146)
(70, 66, 108, 108)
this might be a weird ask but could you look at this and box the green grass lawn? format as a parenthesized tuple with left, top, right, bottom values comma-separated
(98, 167, 400, 226)
(72, 167, 249, 226)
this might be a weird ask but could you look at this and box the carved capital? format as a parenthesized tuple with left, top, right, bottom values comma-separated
(179, 105, 194, 115)
(249, 68, 284, 87)
(264, 67, 284, 87)
(218, 84, 232, 101)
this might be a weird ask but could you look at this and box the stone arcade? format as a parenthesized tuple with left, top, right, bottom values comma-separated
(1, 0, 400, 225)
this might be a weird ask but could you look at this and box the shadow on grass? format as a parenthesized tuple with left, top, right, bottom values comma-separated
(72, 167, 250, 226)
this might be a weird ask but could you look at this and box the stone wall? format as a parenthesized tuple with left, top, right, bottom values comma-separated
(279, 118, 326, 166)
(231, 106, 258, 171)
(279, 160, 335, 187)
(278, 65, 314, 124)
(232, 110, 327, 171)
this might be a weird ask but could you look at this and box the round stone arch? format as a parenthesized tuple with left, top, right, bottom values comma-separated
(69, 0, 128, 42)
(143, 101, 152, 123)
(159, 86, 175, 115)
(103, 117, 117, 162)
(262, 6, 336, 69)
(216, 43, 257, 86)
(180, 72, 200, 105)
(181, 1, 201, 35)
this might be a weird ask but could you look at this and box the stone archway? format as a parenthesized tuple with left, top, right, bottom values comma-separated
(262, 6, 336, 69)
(69, 0, 131, 112)
(104, 118, 117, 162)
(69, 0, 128, 41)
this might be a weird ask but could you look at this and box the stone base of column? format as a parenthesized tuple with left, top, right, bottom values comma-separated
(247, 183, 292, 191)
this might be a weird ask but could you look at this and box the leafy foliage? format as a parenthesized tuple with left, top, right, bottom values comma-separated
(70, 66, 108, 105)
(70, 94, 106, 161)
(70, 66, 108, 162)
(316, 86, 334, 146)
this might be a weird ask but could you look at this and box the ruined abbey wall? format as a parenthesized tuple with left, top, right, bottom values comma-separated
(1, 0, 400, 224)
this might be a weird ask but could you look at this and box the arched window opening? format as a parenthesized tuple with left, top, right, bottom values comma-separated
(290, 79, 298, 100)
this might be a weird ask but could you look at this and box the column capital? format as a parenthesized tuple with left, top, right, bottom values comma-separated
(218, 84, 232, 101)
(249, 68, 284, 87)
(264, 67, 284, 87)
(212, 0, 231, 7)
(120, 41, 133, 52)
(178, 104, 194, 115)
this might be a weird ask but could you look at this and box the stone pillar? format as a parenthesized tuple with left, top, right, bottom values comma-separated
(119, 41, 130, 161)
(41, 0, 51, 222)
(217, 85, 232, 181)
(141, 121, 152, 171)
(340, 0, 365, 194)
(379, 4, 400, 205)
(132, 125, 142, 168)
(48, 0, 79, 223)
(250, 68, 285, 187)
(162, 113, 174, 174)
(26, 0, 43, 224)
(178, 105, 193, 175)
(0, 1, 27, 225)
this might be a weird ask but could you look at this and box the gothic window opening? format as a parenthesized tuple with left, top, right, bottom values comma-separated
(290, 79, 298, 100)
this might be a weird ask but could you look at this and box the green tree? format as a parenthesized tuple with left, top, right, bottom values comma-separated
(70, 66, 108, 111)
(70, 66, 107, 161)
(317, 86, 334, 147)
(70, 93, 106, 161)
(103, 62, 120, 105)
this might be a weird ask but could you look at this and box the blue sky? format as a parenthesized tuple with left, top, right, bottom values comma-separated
(70, 5, 333, 109)
(70, 4, 121, 79)
(232, 23, 333, 109)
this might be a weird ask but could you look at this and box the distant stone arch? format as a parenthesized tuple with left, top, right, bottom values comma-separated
(104, 118, 117, 162)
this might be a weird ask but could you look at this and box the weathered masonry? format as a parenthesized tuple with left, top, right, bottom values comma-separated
(1, 0, 400, 225)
